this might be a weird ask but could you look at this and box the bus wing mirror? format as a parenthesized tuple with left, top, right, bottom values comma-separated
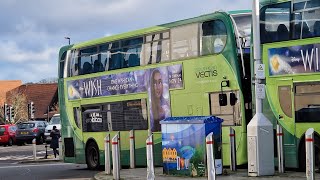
(219, 93, 227, 106)
(230, 92, 238, 106)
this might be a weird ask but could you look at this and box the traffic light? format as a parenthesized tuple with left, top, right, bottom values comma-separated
(9, 106, 14, 122)
(3, 103, 9, 121)
(29, 101, 35, 119)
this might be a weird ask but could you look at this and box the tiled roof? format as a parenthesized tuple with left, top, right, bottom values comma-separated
(7, 83, 58, 119)
(0, 80, 22, 105)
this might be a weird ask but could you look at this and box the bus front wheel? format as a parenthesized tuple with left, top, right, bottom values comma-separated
(86, 141, 100, 170)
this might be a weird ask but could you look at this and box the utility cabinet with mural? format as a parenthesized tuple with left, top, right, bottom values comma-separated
(160, 116, 223, 177)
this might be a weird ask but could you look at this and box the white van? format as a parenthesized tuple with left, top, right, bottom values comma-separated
(44, 114, 61, 143)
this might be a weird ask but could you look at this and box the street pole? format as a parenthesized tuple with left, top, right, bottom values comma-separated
(65, 37, 70, 45)
(247, 0, 274, 176)
(47, 106, 50, 122)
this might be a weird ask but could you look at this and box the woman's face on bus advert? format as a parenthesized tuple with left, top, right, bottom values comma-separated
(153, 72, 163, 98)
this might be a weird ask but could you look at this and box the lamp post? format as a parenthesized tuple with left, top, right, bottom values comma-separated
(64, 37, 70, 45)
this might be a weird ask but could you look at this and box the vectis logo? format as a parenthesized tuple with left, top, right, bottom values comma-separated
(195, 66, 218, 78)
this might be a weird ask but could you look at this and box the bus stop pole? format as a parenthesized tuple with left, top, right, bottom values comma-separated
(230, 127, 237, 171)
(305, 128, 315, 180)
(129, 130, 135, 169)
(206, 132, 216, 180)
(146, 135, 155, 180)
(32, 138, 37, 160)
(277, 125, 284, 173)
(104, 134, 111, 175)
(112, 134, 120, 180)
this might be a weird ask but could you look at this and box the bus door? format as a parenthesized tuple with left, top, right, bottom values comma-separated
(64, 103, 83, 160)
(294, 82, 320, 133)
(209, 90, 242, 166)
(276, 79, 297, 167)
(293, 82, 320, 168)
(209, 91, 241, 126)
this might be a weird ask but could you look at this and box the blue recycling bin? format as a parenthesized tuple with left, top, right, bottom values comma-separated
(160, 116, 223, 177)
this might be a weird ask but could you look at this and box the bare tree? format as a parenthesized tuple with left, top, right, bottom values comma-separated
(0, 92, 6, 124)
(52, 102, 59, 113)
(0, 106, 4, 124)
(6, 90, 28, 124)
(38, 77, 58, 84)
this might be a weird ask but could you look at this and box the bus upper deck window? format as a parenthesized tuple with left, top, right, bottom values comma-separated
(201, 20, 227, 55)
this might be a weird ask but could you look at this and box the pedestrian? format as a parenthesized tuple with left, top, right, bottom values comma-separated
(50, 125, 61, 159)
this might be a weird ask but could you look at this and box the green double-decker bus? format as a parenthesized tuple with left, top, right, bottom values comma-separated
(58, 10, 252, 169)
(259, 0, 320, 169)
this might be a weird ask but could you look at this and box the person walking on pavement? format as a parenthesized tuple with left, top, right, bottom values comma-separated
(50, 125, 61, 159)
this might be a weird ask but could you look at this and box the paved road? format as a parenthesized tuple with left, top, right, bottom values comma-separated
(0, 162, 99, 180)
(0, 144, 53, 164)
(0, 144, 100, 180)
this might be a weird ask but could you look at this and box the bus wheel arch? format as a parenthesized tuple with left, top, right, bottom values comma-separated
(85, 139, 100, 170)
(298, 132, 320, 170)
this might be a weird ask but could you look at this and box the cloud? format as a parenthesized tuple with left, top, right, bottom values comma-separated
(0, 41, 57, 63)
(0, 0, 252, 83)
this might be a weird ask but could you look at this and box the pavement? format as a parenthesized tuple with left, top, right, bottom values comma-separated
(16, 157, 311, 179)
(93, 168, 309, 180)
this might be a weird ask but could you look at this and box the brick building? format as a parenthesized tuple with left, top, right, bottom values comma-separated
(0, 80, 22, 105)
(6, 83, 58, 120)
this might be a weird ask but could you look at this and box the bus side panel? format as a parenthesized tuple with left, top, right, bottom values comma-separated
(170, 92, 210, 117)
(221, 126, 247, 166)
(134, 130, 149, 166)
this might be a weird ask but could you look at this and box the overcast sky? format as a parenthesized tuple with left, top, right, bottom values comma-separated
(0, 0, 251, 84)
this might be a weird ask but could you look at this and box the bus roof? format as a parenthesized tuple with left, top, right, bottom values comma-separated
(70, 10, 250, 50)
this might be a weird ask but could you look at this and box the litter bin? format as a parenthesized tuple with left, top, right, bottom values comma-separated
(160, 116, 223, 177)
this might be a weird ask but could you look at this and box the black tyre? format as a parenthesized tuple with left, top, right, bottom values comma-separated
(16, 140, 24, 146)
(86, 141, 100, 170)
(8, 138, 13, 146)
(37, 135, 44, 145)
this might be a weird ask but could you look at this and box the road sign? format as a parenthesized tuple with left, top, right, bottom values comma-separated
(256, 84, 265, 99)
(255, 64, 265, 79)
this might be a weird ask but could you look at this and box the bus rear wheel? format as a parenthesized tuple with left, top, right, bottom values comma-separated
(86, 141, 100, 170)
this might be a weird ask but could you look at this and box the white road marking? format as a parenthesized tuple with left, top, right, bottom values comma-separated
(0, 163, 73, 169)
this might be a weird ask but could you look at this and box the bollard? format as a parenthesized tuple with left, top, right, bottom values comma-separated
(206, 132, 216, 180)
(59, 137, 63, 160)
(104, 134, 111, 174)
(306, 128, 315, 180)
(44, 143, 48, 159)
(146, 135, 155, 180)
(276, 124, 284, 173)
(112, 134, 120, 180)
(117, 131, 121, 170)
(32, 138, 37, 160)
(129, 130, 135, 169)
(229, 127, 237, 171)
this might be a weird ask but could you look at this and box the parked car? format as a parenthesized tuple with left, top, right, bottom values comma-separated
(15, 121, 47, 145)
(0, 124, 17, 146)
(45, 114, 61, 143)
